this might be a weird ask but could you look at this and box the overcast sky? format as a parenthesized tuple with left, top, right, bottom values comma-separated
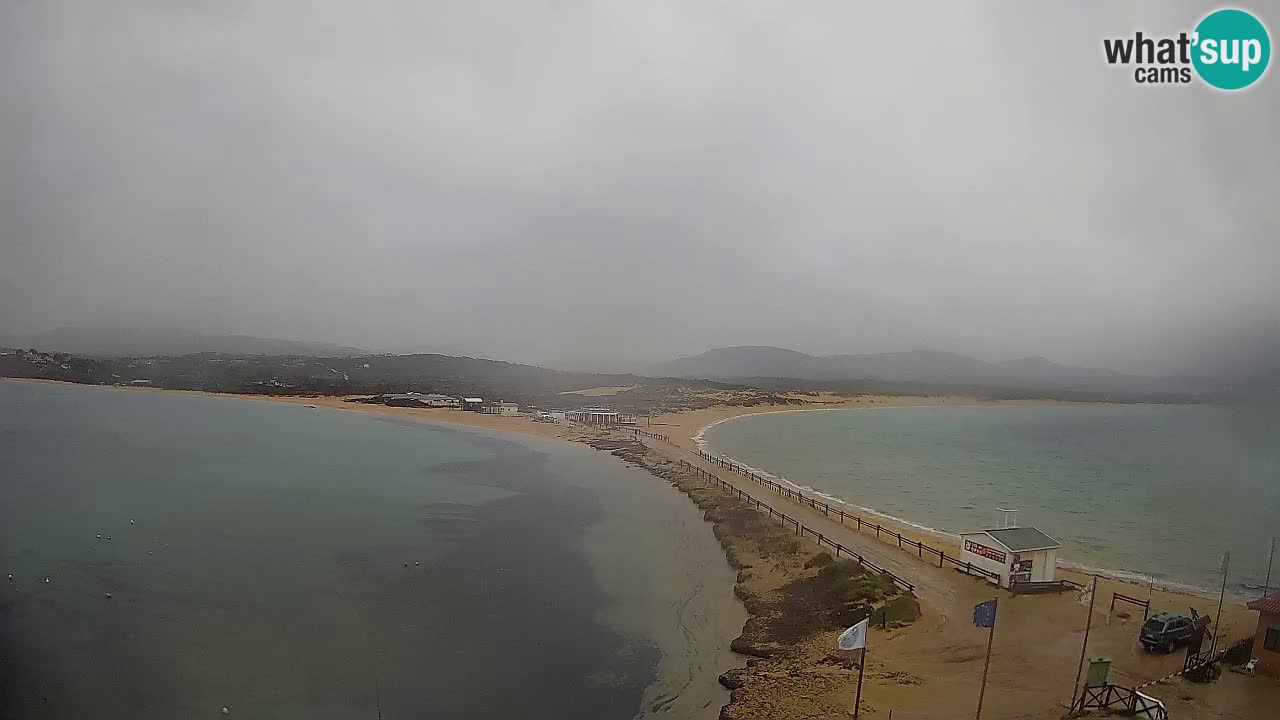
(1, 1, 1277, 376)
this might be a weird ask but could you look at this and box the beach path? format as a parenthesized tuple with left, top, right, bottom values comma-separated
(632, 431, 1272, 720)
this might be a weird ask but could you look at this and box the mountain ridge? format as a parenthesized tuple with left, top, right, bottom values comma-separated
(2, 325, 367, 358)
(644, 346, 1222, 398)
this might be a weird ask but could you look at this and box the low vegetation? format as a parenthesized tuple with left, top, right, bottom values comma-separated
(587, 437, 920, 720)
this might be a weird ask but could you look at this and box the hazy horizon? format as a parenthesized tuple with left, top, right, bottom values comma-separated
(3, 2, 1278, 381)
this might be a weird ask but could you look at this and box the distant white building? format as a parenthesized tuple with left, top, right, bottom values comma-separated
(481, 401, 520, 416)
(958, 527, 1061, 588)
(383, 393, 459, 408)
(565, 407, 638, 425)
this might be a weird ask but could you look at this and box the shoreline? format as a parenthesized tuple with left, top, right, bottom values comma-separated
(7, 377, 1270, 717)
(7, 378, 1248, 603)
(688, 403, 1252, 603)
(5, 378, 1238, 602)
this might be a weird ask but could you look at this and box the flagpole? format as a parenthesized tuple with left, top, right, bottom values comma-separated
(975, 596, 998, 720)
(1070, 576, 1097, 711)
(853, 645, 866, 720)
(1264, 538, 1275, 599)
(1208, 548, 1228, 655)
(838, 619, 871, 720)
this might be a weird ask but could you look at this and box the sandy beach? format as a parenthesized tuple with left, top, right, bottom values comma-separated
(7, 378, 1273, 718)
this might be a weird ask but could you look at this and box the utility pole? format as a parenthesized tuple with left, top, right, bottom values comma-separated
(1071, 576, 1097, 711)
(975, 597, 999, 720)
(1265, 538, 1275, 599)
(1212, 551, 1230, 656)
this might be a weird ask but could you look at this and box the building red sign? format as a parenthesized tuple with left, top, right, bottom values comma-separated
(964, 539, 1007, 564)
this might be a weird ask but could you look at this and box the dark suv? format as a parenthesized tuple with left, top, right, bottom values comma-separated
(1140, 612, 1195, 653)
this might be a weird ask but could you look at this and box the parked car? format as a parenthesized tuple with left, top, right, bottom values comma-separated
(1139, 612, 1195, 653)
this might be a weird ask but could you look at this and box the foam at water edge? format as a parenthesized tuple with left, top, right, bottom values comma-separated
(695, 410, 1221, 599)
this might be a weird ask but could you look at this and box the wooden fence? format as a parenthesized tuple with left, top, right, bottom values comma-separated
(620, 427, 672, 444)
(694, 449, 1002, 585)
(1111, 591, 1151, 622)
(675, 459, 916, 593)
(1072, 684, 1167, 720)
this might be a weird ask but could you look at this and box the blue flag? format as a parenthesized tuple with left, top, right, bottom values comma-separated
(973, 599, 997, 628)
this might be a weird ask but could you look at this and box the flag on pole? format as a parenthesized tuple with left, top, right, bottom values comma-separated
(973, 599, 997, 628)
(838, 618, 869, 650)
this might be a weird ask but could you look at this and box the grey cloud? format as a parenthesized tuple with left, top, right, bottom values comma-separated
(1, 1, 1276, 378)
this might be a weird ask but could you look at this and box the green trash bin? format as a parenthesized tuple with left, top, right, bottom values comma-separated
(1086, 657, 1112, 688)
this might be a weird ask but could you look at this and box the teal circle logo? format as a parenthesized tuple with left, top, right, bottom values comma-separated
(1192, 8, 1271, 90)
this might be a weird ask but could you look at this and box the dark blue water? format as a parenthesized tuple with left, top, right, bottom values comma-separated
(0, 381, 740, 720)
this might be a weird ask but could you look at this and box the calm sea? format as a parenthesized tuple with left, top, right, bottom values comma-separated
(701, 403, 1280, 596)
(0, 381, 742, 720)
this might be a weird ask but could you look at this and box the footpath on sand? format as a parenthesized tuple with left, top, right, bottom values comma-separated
(621, 432, 1269, 720)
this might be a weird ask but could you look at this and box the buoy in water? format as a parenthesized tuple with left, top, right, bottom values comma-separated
(44, 577, 50, 584)
(105, 592, 112, 599)
(402, 562, 408, 568)
(6, 574, 12, 581)
(414, 561, 420, 566)
(96, 534, 102, 539)
(221, 706, 230, 715)
(106, 536, 112, 541)
(129, 519, 135, 525)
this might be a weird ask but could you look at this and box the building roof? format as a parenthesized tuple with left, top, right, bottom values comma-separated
(979, 527, 1061, 552)
(462, 397, 483, 403)
(1248, 592, 1280, 615)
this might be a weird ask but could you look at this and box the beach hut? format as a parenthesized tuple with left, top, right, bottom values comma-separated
(958, 527, 1061, 589)
(1247, 592, 1280, 677)
(461, 397, 484, 412)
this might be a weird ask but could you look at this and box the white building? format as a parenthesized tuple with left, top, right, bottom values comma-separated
(565, 407, 638, 425)
(958, 527, 1061, 589)
(383, 393, 459, 408)
(481, 402, 520, 416)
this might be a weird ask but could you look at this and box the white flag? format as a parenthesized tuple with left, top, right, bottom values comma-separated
(838, 619, 869, 651)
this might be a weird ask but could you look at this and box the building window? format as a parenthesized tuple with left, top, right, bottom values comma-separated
(1266, 627, 1280, 652)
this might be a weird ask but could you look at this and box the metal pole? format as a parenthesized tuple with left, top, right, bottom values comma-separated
(1265, 538, 1275, 599)
(1070, 576, 1097, 711)
(853, 645, 866, 719)
(1212, 551, 1230, 656)
(975, 596, 998, 720)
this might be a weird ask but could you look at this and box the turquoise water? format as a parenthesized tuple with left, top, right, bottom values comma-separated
(0, 381, 741, 719)
(702, 404, 1280, 595)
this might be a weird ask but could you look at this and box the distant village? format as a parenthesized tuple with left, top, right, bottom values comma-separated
(354, 392, 642, 425)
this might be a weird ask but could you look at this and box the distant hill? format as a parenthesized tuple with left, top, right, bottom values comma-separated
(4, 326, 367, 358)
(645, 346, 1223, 399)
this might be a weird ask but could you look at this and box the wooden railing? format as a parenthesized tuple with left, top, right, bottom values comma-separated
(619, 427, 671, 444)
(675, 459, 916, 593)
(695, 449, 1001, 585)
(1111, 591, 1151, 621)
(1073, 684, 1167, 720)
